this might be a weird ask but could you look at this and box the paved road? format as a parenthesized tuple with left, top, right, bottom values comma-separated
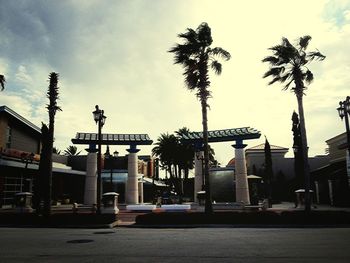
(1, 227, 349, 262)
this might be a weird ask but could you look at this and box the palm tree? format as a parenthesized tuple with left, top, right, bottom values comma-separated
(152, 133, 179, 186)
(64, 145, 81, 156)
(262, 36, 325, 212)
(0, 74, 5, 91)
(175, 127, 195, 180)
(169, 23, 230, 214)
(41, 72, 61, 216)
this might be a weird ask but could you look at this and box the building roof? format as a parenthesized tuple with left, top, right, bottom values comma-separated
(72, 132, 153, 145)
(246, 143, 289, 152)
(0, 105, 41, 134)
(180, 127, 261, 143)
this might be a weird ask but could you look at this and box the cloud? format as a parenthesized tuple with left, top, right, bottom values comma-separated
(0, 0, 349, 165)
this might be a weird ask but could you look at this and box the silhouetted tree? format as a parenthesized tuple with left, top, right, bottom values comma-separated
(264, 137, 273, 207)
(262, 36, 325, 212)
(152, 133, 178, 187)
(169, 23, 230, 214)
(52, 147, 61, 155)
(64, 145, 81, 156)
(175, 127, 195, 180)
(0, 74, 5, 91)
(39, 72, 61, 216)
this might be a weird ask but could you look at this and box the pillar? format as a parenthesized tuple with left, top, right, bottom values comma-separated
(84, 145, 98, 205)
(126, 145, 140, 204)
(232, 141, 250, 205)
(328, 180, 334, 206)
(138, 177, 144, 204)
(314, 181, 320, 204)
(194, 151, 204, 202)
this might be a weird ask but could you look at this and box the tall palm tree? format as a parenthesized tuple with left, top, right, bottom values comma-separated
(0, 74, 5, 91)
(41, 72, 62, 216)
(64, 145, 81, 156)
(169, 23, 230, 214)
(262, 36, 325, 212)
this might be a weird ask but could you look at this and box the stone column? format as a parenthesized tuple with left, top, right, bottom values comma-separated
(328, 180, 334, 206)
(138, 176, 144, 204)
(84, 146, 98, 205)
(126, 145, 140, 204)
(314, 181, 320, 204)
(232, 141, 250, 205)
(194, 151, 204, 203)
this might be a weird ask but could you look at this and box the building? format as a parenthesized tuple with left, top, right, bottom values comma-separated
(0, 105, 85, 207)
(0, 105, 41, 153)
(311, 133, 350, 206)
(227, 143, 329, 201)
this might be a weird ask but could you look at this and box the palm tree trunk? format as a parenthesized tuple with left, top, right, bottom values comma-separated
(296, 93, 311, 212)
(201, 97, 213, 214)
(44, 117, 54, 216)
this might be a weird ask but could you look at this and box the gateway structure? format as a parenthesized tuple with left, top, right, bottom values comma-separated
(180, 127, 261, 204)
(72, 132, 153, 205)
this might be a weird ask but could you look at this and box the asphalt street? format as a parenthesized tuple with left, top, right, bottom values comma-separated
(1, 227, 350, 262)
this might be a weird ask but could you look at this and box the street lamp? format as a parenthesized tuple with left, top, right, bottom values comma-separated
(20, 152, 35, 192)
(337, 96, 350, 185)
(195, 151, 205, 191)
(92, 105, 106, 214)
(105, 147, 119, 192)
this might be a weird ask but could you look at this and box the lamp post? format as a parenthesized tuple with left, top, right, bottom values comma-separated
(21, 152, 35, 192)
(195, 151, 205, 191)
(92, 105, 106, 214)
(337, 96, 350, 186)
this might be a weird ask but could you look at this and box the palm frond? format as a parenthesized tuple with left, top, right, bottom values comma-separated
(197, 22, 213, 47)
(304, 70, 314, 84)
(307, 50, 326, 61)
(268, 76, 281, 85)
(299, 35, 312, 50)
(210, 60, 222, 74)
(184, 71, 199, 90)
(210, 47, 231, 60)
(263, 67, 284, 79)
(262, 56, 279, 64)
(284, 79, 294, 90)
(178, 28, 197, 43)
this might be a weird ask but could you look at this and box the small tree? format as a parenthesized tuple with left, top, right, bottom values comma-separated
(53, 147, 61, 155)
(264, 137, 273, 207)
(64, 145, 81, 156)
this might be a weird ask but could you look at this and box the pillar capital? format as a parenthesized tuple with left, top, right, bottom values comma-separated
(127, 144, 140, 153)
(86, 144, 98, 153)
(232, 140, 247, 149)
(194, 142, 204, 151)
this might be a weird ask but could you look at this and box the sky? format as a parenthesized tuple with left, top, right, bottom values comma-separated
(1, 0, 350, 169)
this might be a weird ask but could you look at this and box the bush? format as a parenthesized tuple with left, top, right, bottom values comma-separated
(135, 211, 350, 226)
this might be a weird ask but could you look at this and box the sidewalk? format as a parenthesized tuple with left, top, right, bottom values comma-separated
(268, 202, 350, 212)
